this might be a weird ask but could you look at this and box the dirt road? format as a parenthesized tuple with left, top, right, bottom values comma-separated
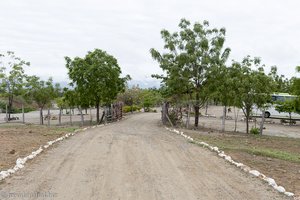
(0, 113, 288, 200)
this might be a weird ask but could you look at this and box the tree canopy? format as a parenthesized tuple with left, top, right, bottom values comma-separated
(151, 18, 230, 127)
(25, 76, 60, 124)
(65, 49, 130, 123)
(0, 51, 30, 119)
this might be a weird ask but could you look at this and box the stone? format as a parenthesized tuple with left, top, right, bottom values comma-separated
(9, 149, 15, 154)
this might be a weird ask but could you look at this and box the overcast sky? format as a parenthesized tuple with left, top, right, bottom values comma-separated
(0, 0, 299, 88)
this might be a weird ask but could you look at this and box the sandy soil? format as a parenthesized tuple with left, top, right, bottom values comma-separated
(0, 113, 289, 200)
(0, 125, 75, 171)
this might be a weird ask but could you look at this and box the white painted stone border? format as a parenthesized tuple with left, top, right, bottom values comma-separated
(165, 127, 295, 198)
(0, 124, 108, 182)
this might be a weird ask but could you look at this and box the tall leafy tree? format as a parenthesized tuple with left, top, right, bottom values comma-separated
(0, 51, 30, 119)
(25, 76, 60, 125)
(150, 19, 230, 127)
(275, 100, 299, 125)
(231, 56, 274, 134)
(65, 49, 129, 123)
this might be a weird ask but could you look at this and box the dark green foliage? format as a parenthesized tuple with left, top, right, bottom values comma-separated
(230, 56, 274, 134)
(250, 127, 259, 135)
(25, 76, 60, 125)
(150, 19, 230, 127)
(65, 49, 130, 123)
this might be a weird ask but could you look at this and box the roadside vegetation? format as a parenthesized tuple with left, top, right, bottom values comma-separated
(149, 18, 300, 134)
(184, 129, 300, 194)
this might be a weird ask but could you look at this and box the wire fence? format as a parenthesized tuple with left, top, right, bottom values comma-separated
(0, 108, 99, 126)
(0, 103, 125, 127)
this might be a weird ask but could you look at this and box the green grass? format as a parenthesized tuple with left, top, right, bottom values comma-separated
(244, 148, 300, 163)
(186, 133, 300, 163)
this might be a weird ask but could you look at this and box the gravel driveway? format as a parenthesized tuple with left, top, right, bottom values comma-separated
(0, 113, 289, 200)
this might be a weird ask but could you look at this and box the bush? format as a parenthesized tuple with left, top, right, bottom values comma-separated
(250, 127, 259, 135)
(122, 105, 141, 113)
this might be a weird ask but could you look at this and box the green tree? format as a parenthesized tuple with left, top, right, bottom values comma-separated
(117, 85, 142, 112)
(208, 65, 235, 132)
(55, 96, 68, 125)
(232, 56, 274, 134)
(291, 66, 300, 95)
(0, 51, 30, 119)
(275, 100, 298, 125)
(140, 88, 163, 111)
(25, 76, 60, 125)
(268, 66, 291, 93)
(65, 49, 130, 123)
(151, 19, 230, 127)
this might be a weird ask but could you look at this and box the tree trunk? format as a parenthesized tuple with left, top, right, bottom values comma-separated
(120, 103, 123, 119)
(89, 107, 92, 125)
(221, 106, 226, 132)
(47, 108, 50, 126)
(112, 104, 115, 121)
(162, 102, 168, 125)
(8, 95, 13, 119)
(79, 107, 84, 126)
(96, 103, 100, 123)
(259, 109, 265, 135)
(186, 103, 191, 129)
(40, 107, 44, 125)
(205, 102, 208, 115)
(99, 111, 105, 124)
(69, 108, 72, 125)
(194, 93, 200, 127)
(194, 105, 200, 127)
(246, 110, 250, 134)
(5, 104, 8, 122)
(59, 108, 62, 126)
(233, 107, 239, 132)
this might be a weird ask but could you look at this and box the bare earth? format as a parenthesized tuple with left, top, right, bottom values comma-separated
(0, 113, 289, 200)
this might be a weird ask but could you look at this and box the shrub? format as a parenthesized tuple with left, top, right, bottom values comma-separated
(122, 105, 141, 113)
(250, 127, 259, 135)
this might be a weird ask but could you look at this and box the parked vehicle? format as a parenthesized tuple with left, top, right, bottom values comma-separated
(253, 93, 300, 119)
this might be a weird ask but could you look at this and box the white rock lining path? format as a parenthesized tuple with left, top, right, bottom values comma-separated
(0, 124, 106, 182)
(165, 127, 296, 198)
